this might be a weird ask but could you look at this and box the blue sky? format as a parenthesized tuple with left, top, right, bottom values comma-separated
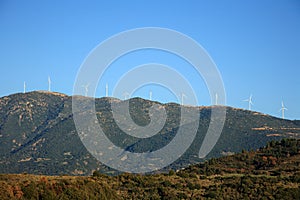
(0, 0, 299, 119)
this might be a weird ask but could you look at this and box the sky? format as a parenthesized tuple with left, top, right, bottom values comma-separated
(0, 0, 299, 119)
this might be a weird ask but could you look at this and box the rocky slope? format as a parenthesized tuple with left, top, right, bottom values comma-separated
(0, 91, 299, 175)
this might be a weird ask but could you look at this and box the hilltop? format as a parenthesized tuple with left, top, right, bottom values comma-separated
(0, 91, 299, 175)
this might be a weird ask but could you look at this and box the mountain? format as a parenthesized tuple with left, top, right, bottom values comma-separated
(0, 91, 299, 175)
(0, 139, 299, 199)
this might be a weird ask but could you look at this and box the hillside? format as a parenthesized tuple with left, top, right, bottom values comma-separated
(0, 91, 299, 175)
(0, 139, 299, 199)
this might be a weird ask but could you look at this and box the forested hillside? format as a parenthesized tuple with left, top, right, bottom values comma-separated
(0, 139, 299, 199)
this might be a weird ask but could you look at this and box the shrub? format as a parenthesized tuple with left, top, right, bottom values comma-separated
(168, 170, 175, 176)
(92, 170, 102, 177)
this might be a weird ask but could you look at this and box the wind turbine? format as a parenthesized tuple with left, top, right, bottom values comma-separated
(280, 100, 287, 119)
(243, 94, 253, 110)
(149, 90, 152, 101)
(181, 93, 186, 106)
(215, 93, 218, 105)
(105, 83, 108, 97)
(23, 81, 26, 93)
(123, 92, 130, 100)
(83, 84, 89, 97)
(48, 76, 51, 92)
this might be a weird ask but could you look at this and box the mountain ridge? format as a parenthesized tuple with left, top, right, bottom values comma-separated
(0, 91, 299, 175)
(2, 91, 299, 121)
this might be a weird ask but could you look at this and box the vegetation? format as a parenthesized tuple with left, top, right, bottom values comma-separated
(0, 91, 299, 175)
(0, 138, 299, 199)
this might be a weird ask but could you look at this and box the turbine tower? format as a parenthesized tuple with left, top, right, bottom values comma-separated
(123, 92, 129, 100)
(23, 81, 26, 94)
(280, 101, 287, 119)
(149, 90, 152, 101)
(84, 84, 89, 97)
(215, 93, 218, 105)
(48, 76, 51, 92)
(243, 94, 253, 110)
(181, 93, 186, 106)
(105, 83, 108, 97)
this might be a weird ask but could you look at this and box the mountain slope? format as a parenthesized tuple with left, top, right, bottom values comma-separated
(0, 91, 299, 175)
(0, 139, 299, 199)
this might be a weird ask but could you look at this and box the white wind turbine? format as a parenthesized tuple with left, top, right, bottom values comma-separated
(215, 93, 218, 105)
(181, 93, 187, 106)
(149, 90, 152, 101)
(280, 100, 287, 119)
(105, 83, 108, 97)
(48, 76, 51, 92)
(123, 92, 130, 100)
(23, 81, 26, 93)
(83, 84, 89, 97)
(243, 94, 253, 110)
